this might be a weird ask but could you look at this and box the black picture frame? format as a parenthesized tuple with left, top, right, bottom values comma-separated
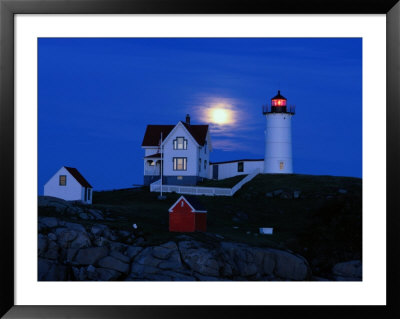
(1, 0, 399, 318)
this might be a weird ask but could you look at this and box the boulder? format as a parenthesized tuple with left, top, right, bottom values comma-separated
(332, 260, 362, 279)
(109, 250, 130, 264)
(63, 222, 86, 232)
(293, 190, 301, 199)
(152, 245, 175, 260)
(280, 192, 293, 199)
(70, 232, 91, 249)
(38, 258, 53, 280)
(270, 248, 310, 280)
(97, 256, 130, 274)
(48, 233, 57, 241)
(66, 248, 79, 262)
(91, 224, 109, 237)
(88, 209, 104, 220)
(39, 217, 59, 228)
(38, 260, 67, 281)
(74, 247, 108, 265)
(273, 189, 284, 196)
(79, 213, 90, 220)
(38, 234, 48, 256)
(72, 266, 88, 281)
(43, 240, 59, 260)
(55, 228, 78, 248)
(96, 268, 121, 281)
(178, 241, 220, 277)
(118, 230, 131, 238)
(125, 246, 143, 260)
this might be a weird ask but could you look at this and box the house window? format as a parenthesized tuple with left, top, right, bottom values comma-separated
(204, 160, 207, 169)
(238, 162, 244, 172)
(59, 175, 66, 186)
(173, 137, 188, 150)
(173, 157, 187, 171)
(280, 161, 284, 170)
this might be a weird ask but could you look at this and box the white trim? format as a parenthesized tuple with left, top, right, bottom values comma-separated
(162, 121, 200, 148)
(168, 195, 207, 213)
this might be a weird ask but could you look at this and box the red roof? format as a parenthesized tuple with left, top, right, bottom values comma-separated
(182, 123, 209, 146)
(142, 122, 208, 147)
(64, 167, 93, 188)
(141, 125, 175, 147)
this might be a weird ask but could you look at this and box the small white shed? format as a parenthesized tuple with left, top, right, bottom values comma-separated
(44, 166, 93, 204)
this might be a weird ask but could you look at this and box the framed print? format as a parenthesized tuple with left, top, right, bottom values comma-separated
(1, 0, 400, 318)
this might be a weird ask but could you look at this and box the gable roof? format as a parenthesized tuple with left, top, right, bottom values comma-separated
(141, 125, 175, 147)
(64, 167, 93, 188)
(169, 195, 207, 213)
(142, 123, 209, 147)
(182, 122, 209, 146)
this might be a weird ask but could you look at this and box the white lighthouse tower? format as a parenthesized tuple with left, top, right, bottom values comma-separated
(262, 90, 295, 174)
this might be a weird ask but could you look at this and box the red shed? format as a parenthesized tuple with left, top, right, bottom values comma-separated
(169, 195, 207, 232)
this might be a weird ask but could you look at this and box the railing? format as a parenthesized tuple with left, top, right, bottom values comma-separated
(144, 169, 160, 176)
(231, 169, 260, 195)
(150, 169, 260, 196)
(262, 104, 295, 115)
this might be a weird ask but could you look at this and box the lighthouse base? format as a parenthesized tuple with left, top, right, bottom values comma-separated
(264, 158, 293, 174)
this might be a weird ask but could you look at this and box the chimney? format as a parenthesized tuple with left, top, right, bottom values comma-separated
(185, 114, 190, 125)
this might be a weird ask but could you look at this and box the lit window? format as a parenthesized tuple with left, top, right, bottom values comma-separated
(238, 162, 244, 172)
(173, 157, 187, 171)
(59, 175, 66, 186)
(149, 160, 155, 166)
(173, 137, 188, 150)
(177, 176, 183, 180)
(280, 162, 284, 170)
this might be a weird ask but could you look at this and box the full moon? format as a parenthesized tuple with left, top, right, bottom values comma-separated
(211, 108, 229, 124)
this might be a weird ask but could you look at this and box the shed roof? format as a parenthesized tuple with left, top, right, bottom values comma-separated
(144, 153, 162, 158)
(210, 159, 264, 165)
(64, 166, 93, 188)
(169, 195, 207, 213)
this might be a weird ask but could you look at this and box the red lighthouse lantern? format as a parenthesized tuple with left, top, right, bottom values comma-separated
(271, 90, 287, 112)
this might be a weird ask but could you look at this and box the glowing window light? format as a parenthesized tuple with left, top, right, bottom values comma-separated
(272, 99, 287, 107)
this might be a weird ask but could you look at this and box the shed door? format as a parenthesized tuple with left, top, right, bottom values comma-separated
(212, 165, 219, 179)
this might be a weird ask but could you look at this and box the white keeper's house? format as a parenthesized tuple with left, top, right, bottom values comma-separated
(142, 90, 296, 186)
(44, 166, 93, 204)
(142, 115, 211, 186)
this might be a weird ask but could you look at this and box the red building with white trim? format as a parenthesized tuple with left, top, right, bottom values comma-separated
(169, 195, 207, 232)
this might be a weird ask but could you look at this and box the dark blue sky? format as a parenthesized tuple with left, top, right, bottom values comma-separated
(38, 38, 362, 193)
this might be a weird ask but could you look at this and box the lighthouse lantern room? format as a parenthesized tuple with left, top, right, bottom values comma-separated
(262, 90, 295, 174)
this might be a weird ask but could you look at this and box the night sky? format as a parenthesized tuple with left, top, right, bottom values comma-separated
(38, 38, 362, 193)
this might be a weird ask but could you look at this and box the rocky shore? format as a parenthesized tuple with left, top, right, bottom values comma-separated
(38, 196, 361, 281)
